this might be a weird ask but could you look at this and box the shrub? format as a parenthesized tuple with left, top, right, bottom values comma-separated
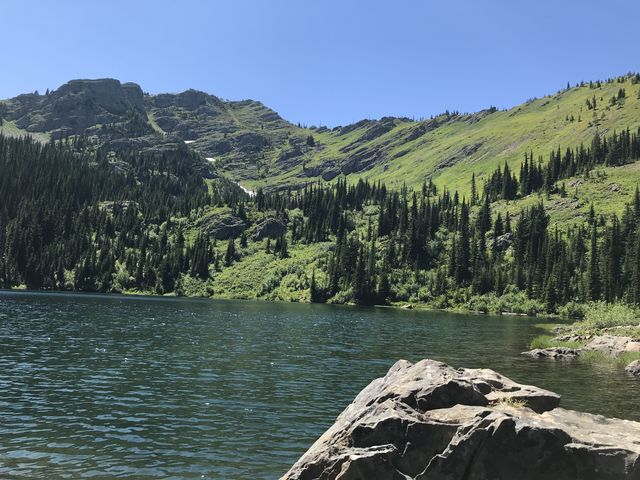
(497, 397, 528, 409)
(465, 291, 545, 316)
(557, 301, 586, 319)
(580, 302, 640, 329)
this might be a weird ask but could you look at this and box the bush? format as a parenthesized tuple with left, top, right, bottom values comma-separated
(557, 301, 586, 319)
(465, 291, 544, 316)
(178, 274, 213, 297)
(580, 302, 640, 329)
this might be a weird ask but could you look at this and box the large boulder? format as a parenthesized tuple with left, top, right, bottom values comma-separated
(282, 359, 640, 480)
(491, 232, 513, 253)
(252, 218, 286, 241)
(199, 212, 246, 240)
(585, 335, 635, 356)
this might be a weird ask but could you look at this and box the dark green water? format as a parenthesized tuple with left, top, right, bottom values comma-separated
(1, 291, 639, 479)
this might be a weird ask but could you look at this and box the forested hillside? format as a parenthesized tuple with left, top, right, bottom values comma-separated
(2, 74, 640, 313)
(1, 117, 640, 313)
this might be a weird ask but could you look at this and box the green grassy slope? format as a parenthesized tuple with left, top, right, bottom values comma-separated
(0, 120, 50, 143)
(238, 75, 640, 198)
(491, 161, 640, 228)
(3, 75, 640, 221)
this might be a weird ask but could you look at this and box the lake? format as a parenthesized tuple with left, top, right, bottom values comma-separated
(1, 291, 639, 479)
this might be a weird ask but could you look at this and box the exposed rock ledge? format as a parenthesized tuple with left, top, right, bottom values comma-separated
(282, 359, 640, 480)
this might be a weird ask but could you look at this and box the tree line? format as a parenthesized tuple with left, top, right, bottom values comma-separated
(2, 126, 640, 313)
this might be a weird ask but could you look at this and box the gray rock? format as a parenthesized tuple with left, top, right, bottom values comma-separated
(199, 213, 246, 240)
(626, 360, 640, 377)
(491, 232, 513, 253)
(626, 342, 640, 352)
(282, 359, 640, 480)
(10, 79, 146, 135)
(522, 347, 580, 359)
(321, 168, 341, 181)
(554, 333, 589, 343)
(358, 118, 396, 142)
(585, 335, 635, 356)
(253, 218, 286, 241)
(152, 89, 213, 110)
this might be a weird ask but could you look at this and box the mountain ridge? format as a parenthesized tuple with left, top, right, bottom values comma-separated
(2, 74, 640, 196)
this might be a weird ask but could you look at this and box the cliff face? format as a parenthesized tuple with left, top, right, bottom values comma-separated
(283, 359, 640, 480)
(5, 79, 146, 136)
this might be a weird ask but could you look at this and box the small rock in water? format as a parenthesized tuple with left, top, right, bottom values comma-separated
(626, 360, 640, 377)
(522, 347, 580, 359)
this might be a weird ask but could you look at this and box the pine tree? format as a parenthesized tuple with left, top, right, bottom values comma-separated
(225, 238, 236, 266)
(588, 223, 601, 300)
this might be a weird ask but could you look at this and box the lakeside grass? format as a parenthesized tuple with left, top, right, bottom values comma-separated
(528, 301, 640, 372)
(529, 335, 582, 350)
(579, 302, 640, 329)
(578, 350, 640, 366)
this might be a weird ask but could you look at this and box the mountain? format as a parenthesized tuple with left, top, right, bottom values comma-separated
(3, 76, 640, 200)
(2, 74, 640, 311)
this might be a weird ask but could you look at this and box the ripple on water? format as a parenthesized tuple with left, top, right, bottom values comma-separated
(0, 291, 639, 479)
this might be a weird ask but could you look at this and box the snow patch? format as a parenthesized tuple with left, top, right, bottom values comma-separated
(236, 182, 256, 197)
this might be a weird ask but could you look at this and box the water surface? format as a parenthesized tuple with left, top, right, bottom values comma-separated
(1, 291, 638, 479)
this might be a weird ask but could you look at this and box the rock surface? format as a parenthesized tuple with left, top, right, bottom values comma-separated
(282, 359, 640, 480)
(585, 335, 636, 356)
(626, 360, 640, 377)
(7, 79, 146, 135)
(252, 218, 287, 240)
(522, 347, 580, 359)
(490, 232, 513, 253)
(199, 212, 246, 240)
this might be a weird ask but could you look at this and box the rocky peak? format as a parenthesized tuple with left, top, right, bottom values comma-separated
(150, 89, 224, 110)
(7, 78, 146, 136)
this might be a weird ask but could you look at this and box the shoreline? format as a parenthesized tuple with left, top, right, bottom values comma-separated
(0, 286, 560, 319)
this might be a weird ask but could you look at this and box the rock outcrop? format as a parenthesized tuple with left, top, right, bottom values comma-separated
(282, 359, 640, 480)
(7, 79, 146, 136)
(627, 360, 640, 377)
(252, 218, 286, 240)
(523, 334, 640, 364)
(490, 232, 513, 253)
(199, 212, 246, 240)
(585, 335, 637, 356)
(522, 347, 580, 359)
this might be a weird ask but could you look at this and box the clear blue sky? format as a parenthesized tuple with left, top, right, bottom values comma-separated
(3, 0, 638, 126)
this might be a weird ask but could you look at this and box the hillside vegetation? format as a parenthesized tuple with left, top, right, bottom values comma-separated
(2, 74, 640, 314)
(3, 76, 640, 196)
